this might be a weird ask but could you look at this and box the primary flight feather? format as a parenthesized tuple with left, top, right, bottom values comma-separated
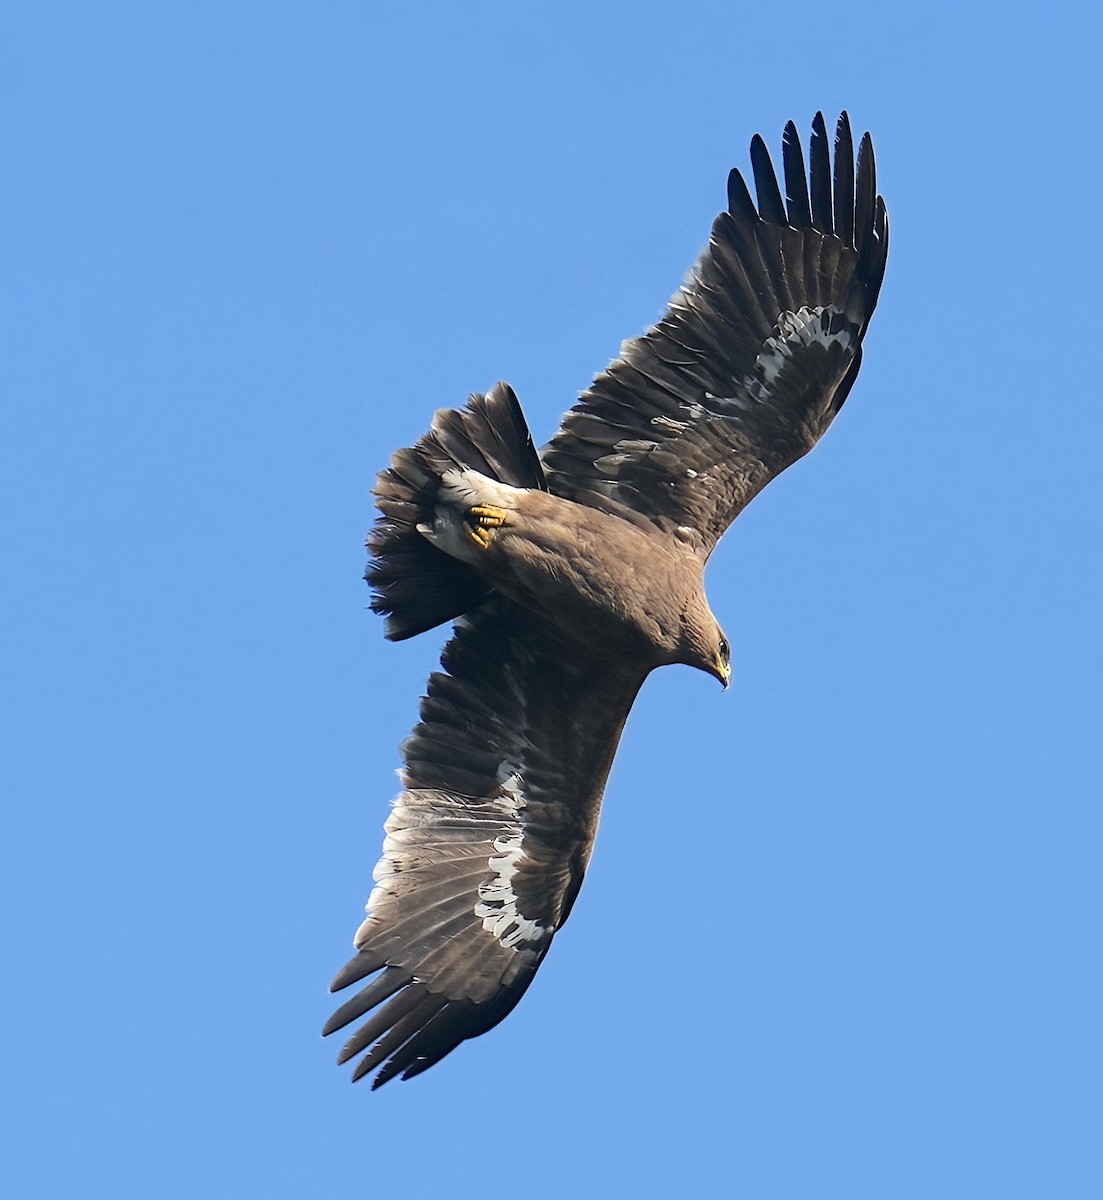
(325, 112, 889, 1088)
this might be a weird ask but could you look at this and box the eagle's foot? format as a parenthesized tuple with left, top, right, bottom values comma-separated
(464, 504, 507, 549)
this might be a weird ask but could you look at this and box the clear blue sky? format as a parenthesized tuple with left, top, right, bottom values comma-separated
(4, 3, 1101, 1197)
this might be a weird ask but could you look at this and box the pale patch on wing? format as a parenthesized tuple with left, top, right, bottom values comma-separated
(688, 305, 856, 422)
(584, 305, 856, 492)
(744, 305, 855, 397)
(474, 762, 546, 950)
(594, 438, 660, 475)
(618, 304, 849, 439)
(650, 414, 691, 433)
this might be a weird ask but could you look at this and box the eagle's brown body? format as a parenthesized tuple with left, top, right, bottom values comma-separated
(421, 469, 728, 679)
(325, 112, 888, 1087)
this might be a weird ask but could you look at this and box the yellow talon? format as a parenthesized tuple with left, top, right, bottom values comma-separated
(469, 505, 507, 528)
(463, 504, 507, 549)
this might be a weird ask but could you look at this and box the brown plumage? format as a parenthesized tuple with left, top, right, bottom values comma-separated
(325, 112, 889, 1088)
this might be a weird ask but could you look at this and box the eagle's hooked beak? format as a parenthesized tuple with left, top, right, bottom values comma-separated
(718, 661, 731, 690)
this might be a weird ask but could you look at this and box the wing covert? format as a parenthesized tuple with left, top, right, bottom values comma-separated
(540, 112, 889, 559)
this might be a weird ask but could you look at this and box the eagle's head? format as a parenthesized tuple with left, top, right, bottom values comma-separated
(678, 593, 731, 689)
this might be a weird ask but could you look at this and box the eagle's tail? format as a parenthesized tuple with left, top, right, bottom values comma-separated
(367, 382, 546, 640)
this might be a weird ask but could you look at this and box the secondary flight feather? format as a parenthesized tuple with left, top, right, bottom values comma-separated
(325, 112, 889, 1088)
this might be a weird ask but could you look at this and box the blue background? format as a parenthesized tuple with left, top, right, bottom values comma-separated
(4, 3, 1101, 1196)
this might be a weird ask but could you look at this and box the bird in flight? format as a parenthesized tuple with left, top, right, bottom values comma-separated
(325, 112, 889, 1088)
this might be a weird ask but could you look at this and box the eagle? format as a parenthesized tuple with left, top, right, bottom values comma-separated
(325, 112, 889, 1088)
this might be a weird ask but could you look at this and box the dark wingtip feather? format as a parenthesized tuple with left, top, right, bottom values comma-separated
(726, 167, 759, 224)
(833, 112, 855, 245)
(323, 966, 409, 1037)
(329, 948, 386, 993)
(782, 120, 812, 228)
(808, 112, 832, 233)
(854, 130, 877, 266)
(750, 133, 786, 225)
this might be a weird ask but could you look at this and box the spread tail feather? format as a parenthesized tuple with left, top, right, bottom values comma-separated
(367, 382, 545, 640)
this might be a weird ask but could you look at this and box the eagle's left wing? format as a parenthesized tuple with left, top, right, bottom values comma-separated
(541, 112, 888, 561)
(325, 600, 646, 1087)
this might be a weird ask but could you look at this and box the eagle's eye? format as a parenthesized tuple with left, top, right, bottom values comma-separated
(718, 637, 730, 664)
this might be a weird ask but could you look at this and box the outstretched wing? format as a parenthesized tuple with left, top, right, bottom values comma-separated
(540, 112, 889, 560)
(325, 601, 646, 1087)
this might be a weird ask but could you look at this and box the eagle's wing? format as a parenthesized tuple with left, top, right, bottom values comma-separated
(325, 600, 646, 1088)
(540, 112, 888, 560)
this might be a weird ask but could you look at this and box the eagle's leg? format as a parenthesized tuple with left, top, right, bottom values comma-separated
(464, 504, 508, 550)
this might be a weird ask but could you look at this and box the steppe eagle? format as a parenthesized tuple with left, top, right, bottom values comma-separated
(325, 112, 889, 1087)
